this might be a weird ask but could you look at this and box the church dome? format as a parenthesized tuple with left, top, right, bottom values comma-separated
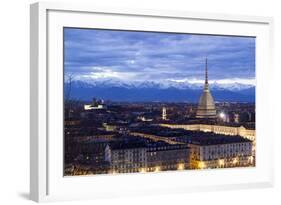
(196, 88, 216, 118)
(196, 58, 217, 119)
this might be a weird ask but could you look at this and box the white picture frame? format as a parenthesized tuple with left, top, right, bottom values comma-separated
(30, 2, 274, 202)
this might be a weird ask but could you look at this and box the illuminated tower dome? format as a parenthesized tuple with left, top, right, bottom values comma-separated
(196, 58, 217, 119)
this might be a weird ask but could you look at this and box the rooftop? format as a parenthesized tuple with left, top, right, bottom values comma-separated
(108, 141, 147, 150)
(160, 121, 255, 129)
(107, 134, 189, 150)
(130, 125, 252, 145)
(177, 134, 251, 146)
(146, 141, 189, 151)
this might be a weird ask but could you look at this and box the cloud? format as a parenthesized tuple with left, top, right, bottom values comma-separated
(64, 28, 255, 84)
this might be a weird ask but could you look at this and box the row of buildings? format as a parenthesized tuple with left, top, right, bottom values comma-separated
(105, 140, 190, 173)
(65, 124, 254, 175)
(160, 123, 255, 155)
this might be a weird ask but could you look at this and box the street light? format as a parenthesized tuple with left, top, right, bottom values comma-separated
(219, 112, 226, 119)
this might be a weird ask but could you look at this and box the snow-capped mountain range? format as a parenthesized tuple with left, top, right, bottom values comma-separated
(69, 79, 255, 91)
(64, 80, 255, 102)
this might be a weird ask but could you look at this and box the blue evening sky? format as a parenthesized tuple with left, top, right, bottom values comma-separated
(64, 28, 255, 85)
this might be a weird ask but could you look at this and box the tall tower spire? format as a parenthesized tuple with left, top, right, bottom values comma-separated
(205, 57, 208, 84)
(204, 58, 209, 91)
(196, 58, 216, 119)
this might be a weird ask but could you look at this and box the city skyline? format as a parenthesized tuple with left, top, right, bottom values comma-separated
(63, 28, 256, 176)
(64, 28, 256, 86)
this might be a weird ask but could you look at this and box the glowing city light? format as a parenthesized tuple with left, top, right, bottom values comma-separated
(84, 104, 92, 110)
(218, 159, 224, 167)
(110, 170, 117, 175)
(177, 163, 185, 170)
(139, 168, 146, 173)
(219, 112, 226, 119)
(154, 166, 161, 172)
(248, 156, 254, 164)
(198, 161, 205, 169)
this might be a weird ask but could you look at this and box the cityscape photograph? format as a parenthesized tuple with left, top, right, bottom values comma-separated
(63, 28, 256, 176)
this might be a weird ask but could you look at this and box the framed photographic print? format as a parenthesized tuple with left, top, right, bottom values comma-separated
(30, 2, 274, 202)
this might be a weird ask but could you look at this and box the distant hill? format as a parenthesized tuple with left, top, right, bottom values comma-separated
(64, 80, 255, 103)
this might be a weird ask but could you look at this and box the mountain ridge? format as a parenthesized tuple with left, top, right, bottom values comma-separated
(64, 80, 255, 103)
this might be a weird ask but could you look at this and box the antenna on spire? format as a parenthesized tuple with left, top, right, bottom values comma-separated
(205, 57, 208, 84)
